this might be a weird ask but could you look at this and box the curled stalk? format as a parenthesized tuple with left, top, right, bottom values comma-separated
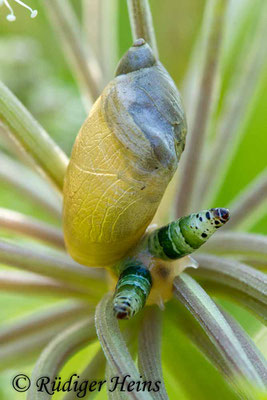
(44, 0, 103, 107)
(127, 0, 158, 58)
(0, 82, 68, 191)
(176, 0, 228, 216)
(0, 208, 65, 248)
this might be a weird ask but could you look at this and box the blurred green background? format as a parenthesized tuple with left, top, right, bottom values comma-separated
(0, 0, 266, 399)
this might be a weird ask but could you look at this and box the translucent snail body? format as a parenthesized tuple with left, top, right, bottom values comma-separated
(63, 39, 187, 267)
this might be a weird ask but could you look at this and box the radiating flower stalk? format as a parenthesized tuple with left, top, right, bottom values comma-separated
(0, 1, 266, 400)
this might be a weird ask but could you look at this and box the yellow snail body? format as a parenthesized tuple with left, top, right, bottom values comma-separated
(63, 39, 187, 267)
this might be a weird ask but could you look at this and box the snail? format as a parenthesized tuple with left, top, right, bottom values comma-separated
(63, 38, 187, 267)
(112, 208, 229, 319)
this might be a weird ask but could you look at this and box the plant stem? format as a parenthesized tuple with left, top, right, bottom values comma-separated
(0, 208, 65, 248)
(83, 0, 118, 84)
(0, 301, 89, 344)
(201, 231, 267, 264)
(0, 239, 105, 293)
(127, 0, 158, 58)
(225, 169, 267, 229)
(138, 307, 168, 400)
(44, 0, 103, 108)
(176, 0, 228, 217)
(173, 273, 265, 390)
(0, 152, 62, 219)
(198, 6, 267, 206)
(0, 270, 99, 302)
(95, 294, 153, 400)
(0, 82, 68, 192)
(192, 254, 267, 306)
(27, 318, 96, 400)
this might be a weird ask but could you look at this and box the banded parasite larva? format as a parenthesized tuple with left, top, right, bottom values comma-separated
(147, 208, 230, 260)
(113, 261, 152, 319)
(63, 38, 187, 267)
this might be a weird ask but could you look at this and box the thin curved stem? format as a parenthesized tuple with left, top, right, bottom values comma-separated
(44, 0, 103, 108)
(176, 0, 228, 217)
(198, 6, 267, 206)
(195, 281, 267, 325)
(0, 239, 105, 293)
(201, 231, 267, 264)
(0, 152, 62, 219)
(0, 301, 89, 344)
(225, 169, 267, 229)
(0, 208, 65, 248)
(127, 0, 158, 58)
(63, 348, 106, 400)
(192, 253, 267, 306)
(0, 270, 100, 302)
(173, 274, 266, 391)
(83, 0, 118, 84)
(0, 82, 68, 191)
(138, 307, 168, 400)
(27, 318, 96, 400)
(95, 294, 153, 400)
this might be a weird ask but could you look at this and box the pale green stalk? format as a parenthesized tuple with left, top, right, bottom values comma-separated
(63, 348, 106, 400)
(95, 294, 153, 400)
(198, 5, 267, 206)
(192, 254, 267, 306)
(0, 270, 99, 302)
(0, 82, 68, 191)
(83, 0, 118, 83)
(0, 302, 89, 344)
(127, 0, 158, 58)
(225, 169, 267, 229)
(0, 239, 105, 292)
(0, 152, 62, 219)
(0, 208, 65, 248)
(202, 231, 267, 264)
(176, 0, 228, 217)
(27, 318, 97, 400)
(138, 307, 168, 400)
(173, 274, 265, 391)
(198, 281, 266, 324)
(44, 0, 103, 109)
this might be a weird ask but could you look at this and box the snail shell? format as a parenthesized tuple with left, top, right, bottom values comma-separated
(63, 39, 187, 267)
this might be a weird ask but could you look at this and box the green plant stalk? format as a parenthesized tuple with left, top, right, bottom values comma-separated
(0, 270, 100, 302)
(0, 208, 65, 248)
(198, 4, 267, 206)
(0, 239, 105, 293)
(95, 294, 153, 400)
(83, 0, 118, 83)
(0, 82, 68, 191)
(27, 318, 97, 400)
(192, 254, 267, 305)
(63, 347, 106, 400)
(173, 274, 265, 390)
(44, 0, 103, 108)
(0, 152, 62, 219)
(201, 231, 267, 264)
(138, 307, 168, 400)
(127, 0, 158, 58)
(176, 0, 228, 217)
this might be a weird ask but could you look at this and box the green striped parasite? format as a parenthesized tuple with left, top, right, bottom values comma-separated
(147, 208, 230, 260)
